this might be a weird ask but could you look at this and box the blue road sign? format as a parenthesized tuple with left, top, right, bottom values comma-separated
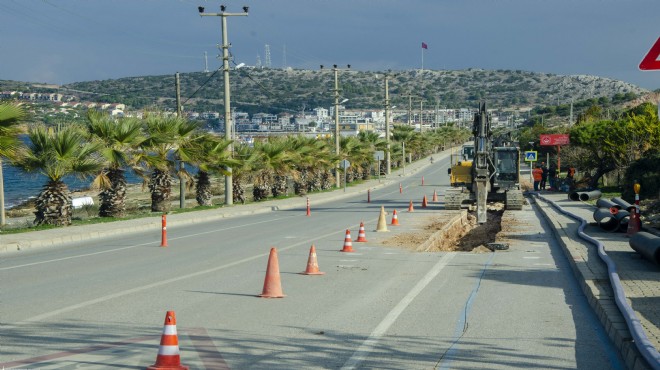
(524, 151, 538, 161)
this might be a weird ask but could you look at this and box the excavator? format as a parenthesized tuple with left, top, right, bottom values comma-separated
(445, 102, 523, 223)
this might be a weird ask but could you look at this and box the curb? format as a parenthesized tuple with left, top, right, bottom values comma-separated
(532, 196, 655, 370)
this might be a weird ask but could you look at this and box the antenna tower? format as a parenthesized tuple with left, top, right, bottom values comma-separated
(256, 54, 262, 68)
(264, 44, 272, 68)
(204, 51, 209, 73)
(283, 44, 287, 69)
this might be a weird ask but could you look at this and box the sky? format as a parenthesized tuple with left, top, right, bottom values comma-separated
(2, 0, 660, 91)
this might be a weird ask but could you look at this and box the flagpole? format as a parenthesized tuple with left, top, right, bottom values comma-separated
(421, 47, 424, 72)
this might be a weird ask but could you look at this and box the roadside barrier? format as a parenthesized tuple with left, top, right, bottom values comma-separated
(259, 247, 285, 298)
(147, 311, 189, 370)
(301, 245, 325, 275)
(536, 194, 660, 369)
(341, 230, 355, 252)
(355, 222, 368, 242)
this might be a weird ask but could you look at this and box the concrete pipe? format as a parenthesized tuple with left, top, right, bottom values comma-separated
(593, 207, 621, 232)
(614, 210, 631, 232)
(568, 191, 580, 201)
(629, 232, 660, 265)
(578, 190, 602, 201)
(611, 197, 635, 212)
(596, 198, 621, 210)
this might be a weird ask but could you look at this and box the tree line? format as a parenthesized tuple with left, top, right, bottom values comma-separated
(0, 102, 470, 227)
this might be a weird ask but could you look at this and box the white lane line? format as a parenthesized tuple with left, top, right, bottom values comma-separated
(523, 256, 541, 259)
(12, 228, 347, 325)
(341, 252, 456, 370)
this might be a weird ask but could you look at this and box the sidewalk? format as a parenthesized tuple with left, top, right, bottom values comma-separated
(0, 156, 435, 255)
(533, 190, 659, 370)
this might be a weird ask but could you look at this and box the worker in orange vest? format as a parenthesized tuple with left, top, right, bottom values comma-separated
(532, 165, 543, 191)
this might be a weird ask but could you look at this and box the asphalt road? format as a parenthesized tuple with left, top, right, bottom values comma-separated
(0, 155, 625, 369)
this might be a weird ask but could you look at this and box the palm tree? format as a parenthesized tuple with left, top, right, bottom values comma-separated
(358, 131, 386, 179)
(231, 143, 256, 204)
(14, 124, 103, 226)
(251, 138, 293, 201)
(0, 102, 27, 225)
(86, 110, 144, 217)
(138, 114, 200, 212)
(191, 135, 238, 206)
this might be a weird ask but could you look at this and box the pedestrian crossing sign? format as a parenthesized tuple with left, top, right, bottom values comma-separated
(524, 151, 537, 162)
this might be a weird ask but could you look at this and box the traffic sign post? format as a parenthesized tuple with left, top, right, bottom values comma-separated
(524, 151, 537, 162)
(341, 159, 350, 192)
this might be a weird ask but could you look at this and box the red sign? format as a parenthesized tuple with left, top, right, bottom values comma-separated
(640, 37, 660, 71)
(540, 134, 570, 146)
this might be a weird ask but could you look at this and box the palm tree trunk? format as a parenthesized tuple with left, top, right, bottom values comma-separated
(149, 169, 172, 212)
(195, 171, 213, 206)
(34, 180, 72, 226)
(99, 168, 127, 218)
(232, 176, 246, 204)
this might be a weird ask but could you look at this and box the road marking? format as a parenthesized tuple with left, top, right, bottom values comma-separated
(523, 256, 541, 259)
(341, 252, 456, 369)
(12, 228, 347, 325)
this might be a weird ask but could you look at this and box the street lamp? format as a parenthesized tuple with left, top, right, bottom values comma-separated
(199, 5, 248, 206)
(321, 64, 350, 188)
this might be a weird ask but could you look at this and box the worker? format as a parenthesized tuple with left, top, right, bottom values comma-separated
(567, 167, 576, 191)
(548, 166, 557, 190)
(532, 165, 543, 191)
(540, 162, 548, 190)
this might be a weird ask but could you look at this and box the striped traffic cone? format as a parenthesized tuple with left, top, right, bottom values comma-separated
(341, 229, 354, 252)
(432, 190, 438, 202)
(408, 200, 414, 212)
(355, 222, 368, 242)
(301, 245, 325, 275)
(391, 209, 400, 226)
(147, 311, 189, 370)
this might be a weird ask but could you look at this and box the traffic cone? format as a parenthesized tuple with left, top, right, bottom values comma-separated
(147, 311, 189, 370)
(422, 176, 425, 186)
(341, 229, 354, 252)
(259, 247, 285, 298)
(626, 208, 641, 236)
(306, 197, 311, 216)
(391, 209, 400, 226)
(376, 206, 389, 232)
(432, 190, 438, 202)
(355, 222, 368, 242)
(422, 195, 428, 208)
(399, 183, 402, 194)
(408, 200, 414, 212)
(301, 245, 324, 275)
(160, 214, 167, 247)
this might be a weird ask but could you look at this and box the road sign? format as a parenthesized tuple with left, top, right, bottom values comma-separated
(341, 159, 351, 168)
(373, 151, 384, 161)
(640, 36, 660, 70)
(524, 151, 537, 162)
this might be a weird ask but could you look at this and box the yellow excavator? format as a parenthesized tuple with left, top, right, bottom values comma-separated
(445, 102, 523, 223)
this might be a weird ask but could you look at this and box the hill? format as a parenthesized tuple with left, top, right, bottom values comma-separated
(2, 68, 649, 114)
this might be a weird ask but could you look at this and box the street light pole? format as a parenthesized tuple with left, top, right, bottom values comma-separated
(199, 5, 248, 206)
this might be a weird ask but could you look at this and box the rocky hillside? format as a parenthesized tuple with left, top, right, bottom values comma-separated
(3, 68, 649, 114)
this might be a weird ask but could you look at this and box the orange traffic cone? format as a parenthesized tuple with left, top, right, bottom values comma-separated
(399, 183, 402, 194)
(408, 200, 414, 212)
(421, 176, 425, 186)
(626, 208, 641, 236)
(301, 245, 324, 275)
(147, 311, 189, 370)
(355, 222, 368, 242)
(391, 209, 400, 226)
(259, 247, 285, 298)
(341, 229, 354, 252)
(422, 195, 428, 208)
(432, 190, 438, 202)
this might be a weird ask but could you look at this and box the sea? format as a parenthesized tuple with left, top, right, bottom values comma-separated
(1, 163, 142, 209)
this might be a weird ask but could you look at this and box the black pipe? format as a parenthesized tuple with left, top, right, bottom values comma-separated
(579, 190, 602, 201)
(611, 197, 635, 212)
(629, 232, 660, 265)
(569, 191, 580, 201)
(593, 208, 620, 232)
(596, 198, 620, 210)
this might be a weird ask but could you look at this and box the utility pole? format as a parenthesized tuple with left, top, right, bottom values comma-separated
(199, 5, 248, 206)
(321, 64, 350, 188)
(384, 74, 392, 175)
(419, 100, 424, 132)
(175, 72, 185, 209)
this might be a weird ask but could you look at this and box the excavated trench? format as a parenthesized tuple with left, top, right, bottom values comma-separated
(384, 204, 507, 253)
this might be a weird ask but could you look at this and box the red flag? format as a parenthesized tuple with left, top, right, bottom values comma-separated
(422, 42, 428, 49)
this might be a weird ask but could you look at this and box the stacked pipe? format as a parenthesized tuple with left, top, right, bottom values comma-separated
(569, 189, 602, 201)
(629, 232, 660, 265)
(592, 197, 631, 232)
